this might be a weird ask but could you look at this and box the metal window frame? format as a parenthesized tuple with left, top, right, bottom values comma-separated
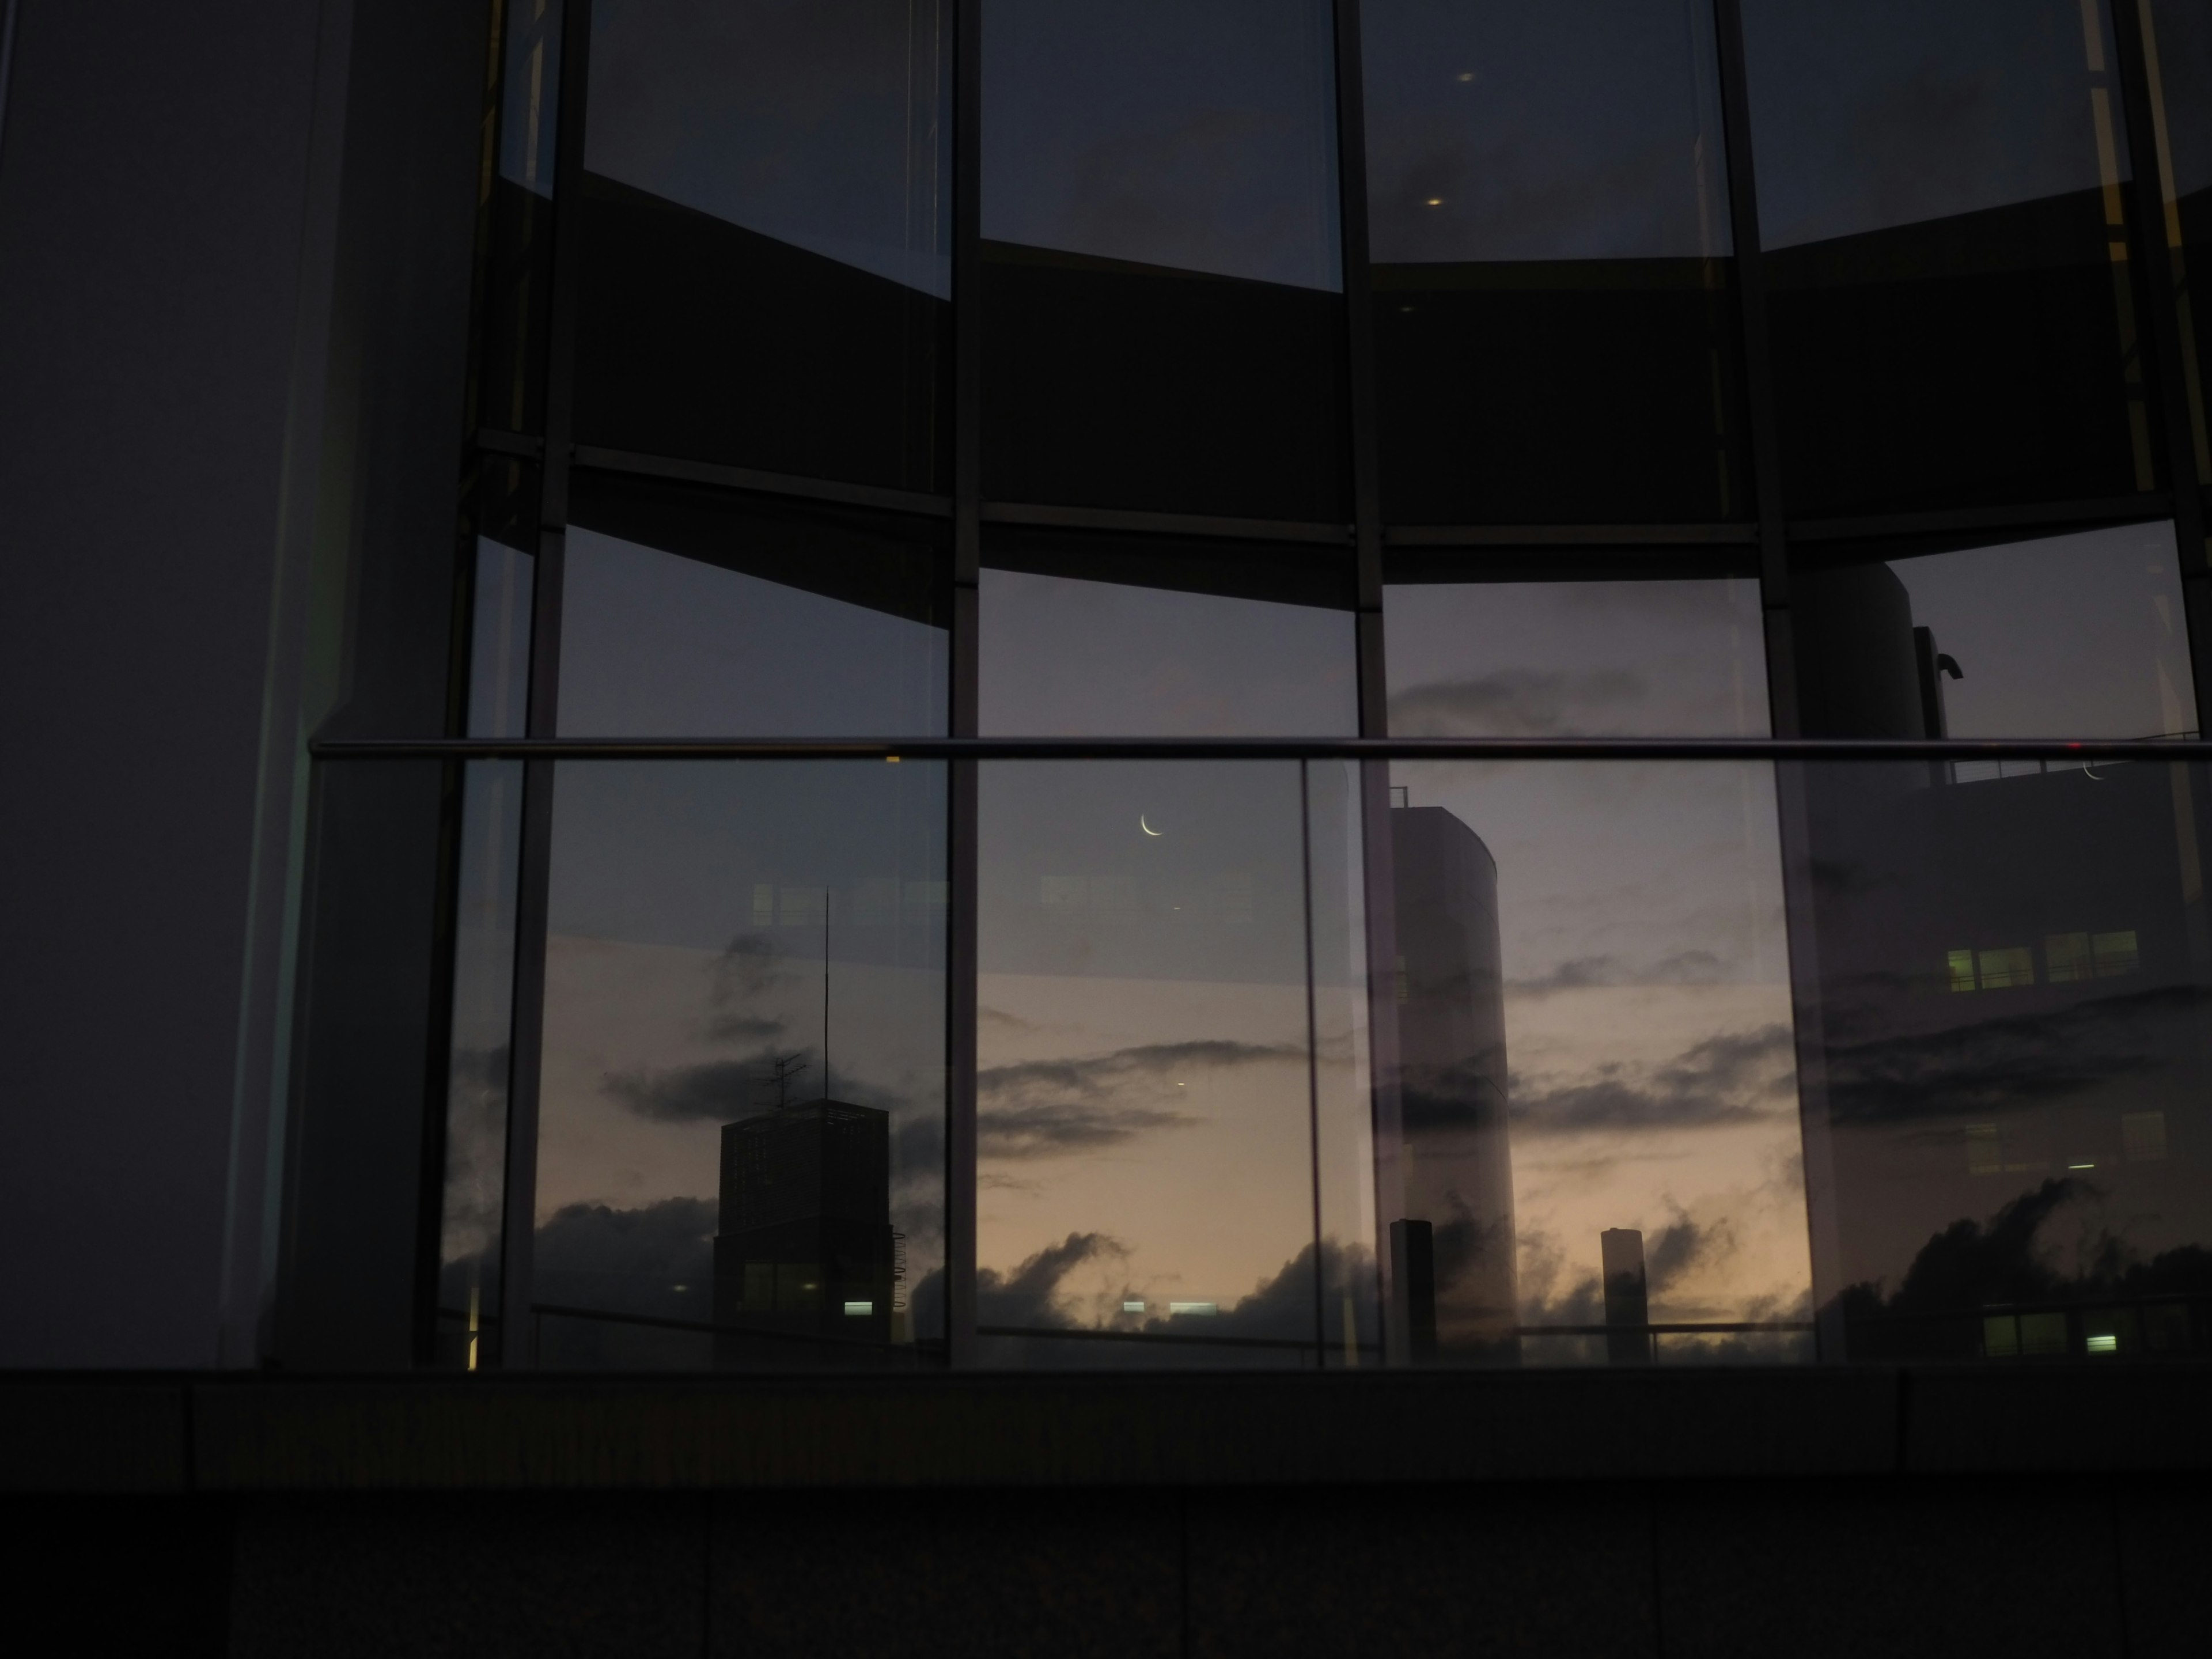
(427, 0, 2212, 1373)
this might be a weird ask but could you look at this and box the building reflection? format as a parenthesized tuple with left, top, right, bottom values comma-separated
(713, 1082, 899, 1361)
(1796, 562, 2212, 1360)
(1391, 801, 1517, 1362)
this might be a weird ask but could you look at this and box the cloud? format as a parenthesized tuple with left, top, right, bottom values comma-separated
(604, 1055, 795, 1123)
(974, 1232, 1129, 1330)
(975, 1039, 1301, 1160)
(1388, 669, 1647, 738)
(1507, 949, 1730, 997)
(1822, 986, 2195, 1126)
(703, 934, 794, 1043)
(1511, 1024, 1795, 1137)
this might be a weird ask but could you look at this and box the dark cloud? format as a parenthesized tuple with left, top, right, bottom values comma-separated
(604, 1055, 797, 1123)
(1645, 1213, 1734, 1297)
(1508, 949, 1728, 997)
(1388, 669, 1647, 738)
(1834, 1177, 2212, 1359)
(975, 1232, 1128, 1330)
(1822, 986, 2196, 1126)
(976, 1039, 1300, 1160)
(1512, 1025, 1794, 1137)
(704, 934, 794, 1043)
(507, 1196, 719, 1332)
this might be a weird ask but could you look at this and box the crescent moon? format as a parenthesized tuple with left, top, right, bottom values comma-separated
(1139, 814, 1163, 836)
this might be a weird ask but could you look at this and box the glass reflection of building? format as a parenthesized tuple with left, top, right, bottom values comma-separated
(185, 0, 2212, 1386)
(1794, 553, 2212, 1361)
(714, 1097, 897, 1355)
(1389, 802, 1516, 1362)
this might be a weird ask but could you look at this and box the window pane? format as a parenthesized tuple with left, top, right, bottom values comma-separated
(975, 760, 1370, 1366)
(982, 0, 1347, 520)
(980, 536, 1358, 736)
(2145, 0, 2212, 483)
(1382, 577, 1770, 737)
(528, 760, 946, 1369)
(1792, 521, 2197, 741)
(1743, 0, 2158, 517)
(477, 0, 564, 433)
(1797, 756, 2212, 1361)
(577, 0, 950, 491)
(1362, 0, 1745, 524)
(1382, 760, 1805, 1364)
(559, 475, 948, 737)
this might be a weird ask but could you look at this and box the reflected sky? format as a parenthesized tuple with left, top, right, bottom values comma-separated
(979, 568, 1357, 737)
(1742, 0, 2122, 248)
(1888, 522, 2196, 740)
(983, 0, 1341, 289)
(975, 762, 1368, 1354)
(1386, 581, 1804, 1343)
(587, 0, 950, 295)
(1363, 0, 1729, 263)
(558, 527, 946, 736)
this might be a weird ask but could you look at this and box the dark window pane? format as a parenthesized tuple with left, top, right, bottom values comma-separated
(575, 1, 950, 491)
(1363, 0, 1745, 524)
(980, 532, 1358, 736)
(2145, 0, 2212, 487)
(982, 0, 1347, 520)
(975, 761, 1373, 1366)
(1791, 521, 2196, 741)
(476, 0, 565, 433)
(1743, 0, 2158, 518)
(531, 760, 947, 1369)
(559, 474, 949, 737)
(1797, 755, 2212, 1361)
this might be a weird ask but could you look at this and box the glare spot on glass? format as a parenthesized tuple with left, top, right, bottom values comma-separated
(1169, 1302, 1218, 1316)
(1122, 1300, 1147, 1313)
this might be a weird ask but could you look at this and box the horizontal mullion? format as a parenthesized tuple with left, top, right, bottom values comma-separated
(1788, 493, 2173, 545)
(573, 444, 955, 518)
(310, 736, 2212, 763)
(1386, 522, 1759, 547)
(982, 499, 1354, 546)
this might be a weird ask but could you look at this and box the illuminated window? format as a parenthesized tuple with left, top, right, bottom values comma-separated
(2123, 1111, 2168, 1161)
(2044, 931, 2092, 983)
(1122, 1300, 1146, 1313)
(751, 882, 776, 929)
(1982, 1315, 2018, 1357)
(2093, 930, 2140, 978)
(1976, 946, 2034, 990)
(2085, 1333, 2118, 1353)
(2020, 1312, 2068, 1355)
(843, 1300, 873, 1316)
(1946, 949, 1976, 992)
(1168, 1301, 1217, 1316)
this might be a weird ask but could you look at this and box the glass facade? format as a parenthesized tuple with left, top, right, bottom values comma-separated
(295, 0, 2212, 1377)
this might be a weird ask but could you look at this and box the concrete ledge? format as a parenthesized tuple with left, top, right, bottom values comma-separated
(0, 1380, 190, 1492)
(1903, 1363, 2212, 1473)
(4, 1365, 2205, 1494)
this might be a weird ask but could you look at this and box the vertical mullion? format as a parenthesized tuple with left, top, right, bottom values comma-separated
(497, 0, 594, 1368)
(2112, 0, 2212, 702)
(944, 0, 983, 1370)
(1710, 0, 1798, 737)
(1331, 0, 1384, 729)
(1331, 0, 1406, 1363)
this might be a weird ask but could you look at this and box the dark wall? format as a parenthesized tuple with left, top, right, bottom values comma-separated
(0, 0, 484, 1366)
(6, 1478, 2201, 1659)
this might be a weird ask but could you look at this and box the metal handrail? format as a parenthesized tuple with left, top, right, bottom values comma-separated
(310, 735, 2212, 762)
